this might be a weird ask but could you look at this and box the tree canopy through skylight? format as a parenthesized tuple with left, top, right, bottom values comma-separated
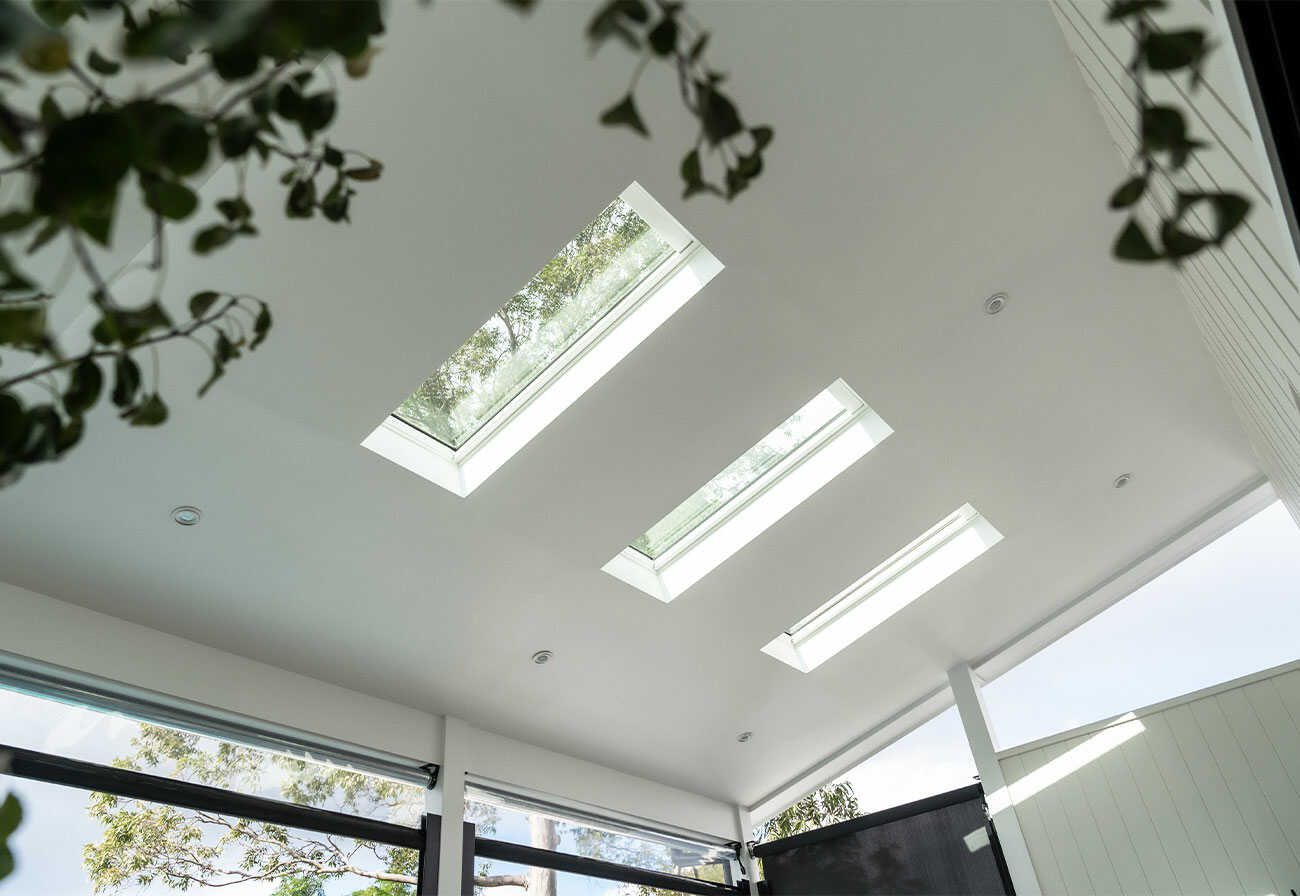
(395, 199, 674, 449)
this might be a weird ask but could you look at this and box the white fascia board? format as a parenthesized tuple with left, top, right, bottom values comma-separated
(604, 380, 893, 602)
(363, 183, 721, 496)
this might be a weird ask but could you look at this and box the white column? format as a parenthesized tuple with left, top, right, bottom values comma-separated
(436, 716, 470, 896)
(733, 805, 760, 896)
(947, 663, 1042, 896)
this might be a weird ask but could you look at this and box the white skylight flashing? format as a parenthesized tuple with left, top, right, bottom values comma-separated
(603, 380, 893, 602)
(362, 183, 722, 496)
(763, 503, 1003, 672)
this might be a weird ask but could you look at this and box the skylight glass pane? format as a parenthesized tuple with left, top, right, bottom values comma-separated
(632, 390, 848, 559)
(394, 199, 674, 449)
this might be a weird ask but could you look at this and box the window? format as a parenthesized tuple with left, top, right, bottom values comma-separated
(982, 499, 1300, 749)
(604, 379, 892, 602)
(364, 183, 722, 497)
(764, 504, 1002, 672)
(466, 783, 733, 879)
(4, 777, 414, 895)
(0, 681, 426, 894)
(0, 683, 424, 825)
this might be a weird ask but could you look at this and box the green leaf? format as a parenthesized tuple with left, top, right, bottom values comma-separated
(323, 144, 344, 167)
(216, 197, 252, 222)
(209, 34, 260, 81)
(1209, 193, 1250, 243)
(0, 305, 45, 348)
(274, 83, 304, 122)
(648, 16, 678, 56)
(0, 793, 21, 841)
(680, 147, 702, 187)
(750, 125, 773, 150)
(20, 35, 70, 73)
(299, 92, 337, 139)
(599, 94, 649, 137)
(54, 413, 83, 454)
(110, 353, 141, 408)
(1160, 219, 1207, 260)
(1106, 0, 1166, 21)
(142, 177, 198, 220)
(697, 83, 743, 145)
(1140, 104, 1187, 152)
(1141, 29, 1207, 73)
(19, 404, 60, 462)
(193, 225, 234, 254)
(32, 0, 82, 26)
(216, 115, 259, 158)
(86, 48, 120, 75)
(0, 394, 26, 457)
(189, 290, 220, 318)
(33, 111, 133, 215)
(96, 302, 171, 347)
(250, 303, 272, 349)
(286, 179, 316, 218)
(127, 393, 167, 426)
(1113, 217, 1162, 262)
(0, 210, 36, 234)
(158, 115, 210, 176)
(63, 357, 103, 415)
(39, 93, 62, 127)
(343, 160, 383, 181)
(1109, 175, 1147, 209)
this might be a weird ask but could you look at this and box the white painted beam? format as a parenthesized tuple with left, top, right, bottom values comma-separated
(947, 663, 1042, 896)
(436, 716, 470, 896)
(733, 805, 760, 896)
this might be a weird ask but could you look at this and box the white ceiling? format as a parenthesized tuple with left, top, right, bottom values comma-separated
(0, 0, 1263, 808)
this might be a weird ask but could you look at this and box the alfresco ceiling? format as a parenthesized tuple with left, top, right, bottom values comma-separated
(0, 0, 1266, 810)
(363, 183, 721, 496)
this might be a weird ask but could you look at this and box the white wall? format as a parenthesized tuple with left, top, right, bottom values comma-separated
(996, 658, 1300, 895)
(1050, 0, 1300, 530)
(0, 579, 738, 840)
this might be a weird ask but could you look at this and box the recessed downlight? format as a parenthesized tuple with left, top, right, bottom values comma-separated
(531, 650, 554, 665)
(171, 506, 201, 526)
(984, 292, 1008, 315)
(736, 731, 753, 743)
(1113, 473, 1133, 489)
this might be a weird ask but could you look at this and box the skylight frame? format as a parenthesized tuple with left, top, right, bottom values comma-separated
(362, 183, 722, 497)
(603, 379, 893, 603)
(763, 503, 1003, 672)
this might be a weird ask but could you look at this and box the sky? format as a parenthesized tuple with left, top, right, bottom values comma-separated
(3, 500, 1299, 894)
(837, 499, 1300, 815)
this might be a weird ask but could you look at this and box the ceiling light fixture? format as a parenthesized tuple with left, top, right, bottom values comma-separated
(171, 506, 202, 526)
(736, 731, 753, 743)
(763, 504, 1003, 672)
(1113, 473, 1132, 489)
(531, 650, 554, 665)
(984, 292, 1008, 315)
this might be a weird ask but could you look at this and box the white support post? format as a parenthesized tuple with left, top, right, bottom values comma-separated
(947, 663, 1043, 896)
(733, 805, 760, 896)
(436, 716, 470, 896)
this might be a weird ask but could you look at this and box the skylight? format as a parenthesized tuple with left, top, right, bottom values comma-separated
(363, 183, 722, 496)
(604, 379, 892, 602)
(763, 504, 1002, 672)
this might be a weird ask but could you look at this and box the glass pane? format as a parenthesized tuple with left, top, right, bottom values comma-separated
(465, 795, 729, 877)
(394, 198, 675, 450)
(472, 857, 713, 896)
(983, 500, 1300, 749)
(0, 685, 423, 826)
(631, 389, 847, 559)
(1, 776, 416, 895)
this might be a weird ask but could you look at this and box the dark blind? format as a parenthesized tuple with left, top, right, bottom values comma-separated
(755, 785, 1011, 895)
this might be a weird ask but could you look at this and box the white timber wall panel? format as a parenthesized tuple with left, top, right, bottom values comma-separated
(996, 659, 1300, 895)
(1050, 0, 1300, 527)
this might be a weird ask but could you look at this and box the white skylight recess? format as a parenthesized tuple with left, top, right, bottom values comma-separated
(363, 183, 722, 496)
(604, 379, 892, 602)
(763, 504, 1003, 672)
